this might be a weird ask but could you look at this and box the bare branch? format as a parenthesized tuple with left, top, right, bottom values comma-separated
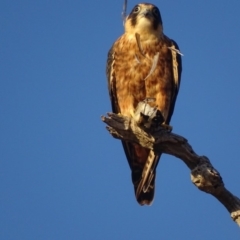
(101, 103, 240, 227)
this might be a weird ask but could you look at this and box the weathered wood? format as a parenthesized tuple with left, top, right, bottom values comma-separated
(101, 103, 240, 227)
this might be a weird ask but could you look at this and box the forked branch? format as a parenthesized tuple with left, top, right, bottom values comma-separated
(101, 103, 240, 226)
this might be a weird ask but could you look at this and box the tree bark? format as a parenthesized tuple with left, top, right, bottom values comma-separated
(101, 103, 240, 227)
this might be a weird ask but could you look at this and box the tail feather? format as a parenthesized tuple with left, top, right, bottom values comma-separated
(135, 150, 161, 205)
(143, 152, 162, 192)
(122, 141, 161, 205)
(134, 173, 156, 205)
(136, 150, 157, 196)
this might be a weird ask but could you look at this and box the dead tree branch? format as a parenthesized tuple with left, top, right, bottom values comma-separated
(101, 108, 240, 226)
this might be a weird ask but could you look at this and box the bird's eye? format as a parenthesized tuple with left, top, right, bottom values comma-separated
(133, 6, 140, 13)
(152, 7, 159, 16)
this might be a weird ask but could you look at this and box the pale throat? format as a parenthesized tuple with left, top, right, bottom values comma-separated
(125, 18, 163, 42)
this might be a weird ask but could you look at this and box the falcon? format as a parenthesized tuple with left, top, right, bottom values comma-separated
(106, 3, 182, 205)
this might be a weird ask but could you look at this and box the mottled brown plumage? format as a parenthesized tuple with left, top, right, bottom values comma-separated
(106, 3, 182, 205)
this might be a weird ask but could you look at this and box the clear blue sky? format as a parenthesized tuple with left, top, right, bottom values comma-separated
(1, 0, 240, 239)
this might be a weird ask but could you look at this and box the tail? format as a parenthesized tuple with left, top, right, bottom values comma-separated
(122, 141, 161, 205)
(135, 150, 161, 205)
(133, 169, 156, 205)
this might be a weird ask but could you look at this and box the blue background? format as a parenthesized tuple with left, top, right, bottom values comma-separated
(1, 0, 240, 239)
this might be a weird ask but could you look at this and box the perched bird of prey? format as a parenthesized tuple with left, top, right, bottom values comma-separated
(106, 3, 182, 205)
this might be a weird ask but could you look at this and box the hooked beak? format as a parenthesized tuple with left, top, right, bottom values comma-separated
(140, 9, 153, 18)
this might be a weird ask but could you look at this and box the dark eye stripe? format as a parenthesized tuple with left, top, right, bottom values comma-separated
(152, 7, 160, 16)
(129, 4, 140, 27)
(152, 7, 162, 29)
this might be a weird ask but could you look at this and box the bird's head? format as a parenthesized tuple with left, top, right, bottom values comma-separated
(125, 3, 163, 37)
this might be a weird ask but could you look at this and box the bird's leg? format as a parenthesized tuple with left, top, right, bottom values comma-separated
(133, 99, 173, 131)
(133, 99, 154, 127)
(133, 99, 163, 129)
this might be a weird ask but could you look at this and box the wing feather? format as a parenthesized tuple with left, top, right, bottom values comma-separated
(106, 41, 136, 170)
(165, 38, 182, 123)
